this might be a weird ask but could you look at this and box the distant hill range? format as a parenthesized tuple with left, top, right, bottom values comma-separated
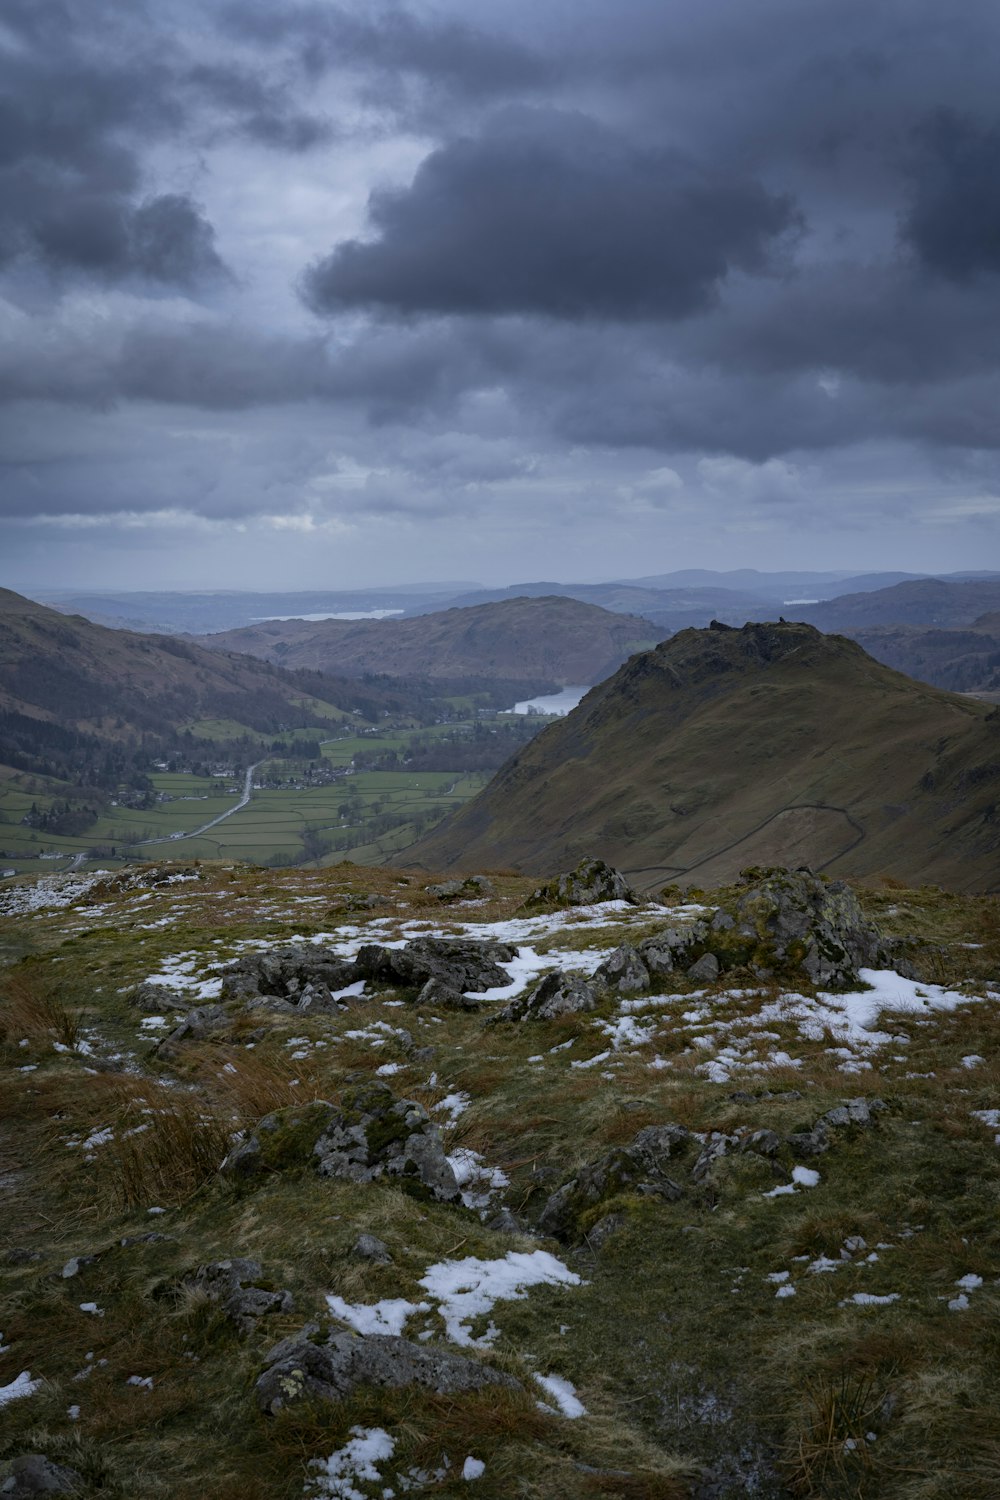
(203, 596, 663, 686)
(0, 589, 433, 788)
(409, 621, 1000, 893)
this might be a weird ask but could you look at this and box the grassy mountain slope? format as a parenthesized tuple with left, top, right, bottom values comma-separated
(0, 589, 431, 783)
(409, 621, 1000, 892)
(205, 595, 663, 685)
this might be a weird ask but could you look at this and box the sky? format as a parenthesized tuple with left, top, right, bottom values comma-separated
(2, 0, 1000, 592)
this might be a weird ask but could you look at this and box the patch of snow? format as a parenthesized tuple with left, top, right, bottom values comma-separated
(462, 1455, 486, 1481)
(435, 1091, 472, 1124)
(792, 1166, 820, 1187)
(418, 1250, 582, 1348)
(842, 1292, 900, 1306)
(308, 1425, 395, 1498)
(961, 1055, 985, 1069)
(0, 1371, 40, 1407)
(534, 1372, 587, 1418)
(326, 1295, 428, 1337)
(446, 1148, 509, 1209)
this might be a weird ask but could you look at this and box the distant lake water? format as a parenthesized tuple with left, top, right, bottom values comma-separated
(508, 685, 590, 716)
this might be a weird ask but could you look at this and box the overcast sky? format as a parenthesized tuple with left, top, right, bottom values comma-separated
(3, 0, 1000, 592)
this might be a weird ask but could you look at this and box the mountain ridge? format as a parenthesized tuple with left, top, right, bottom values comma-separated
(408, 620, 1000, 892)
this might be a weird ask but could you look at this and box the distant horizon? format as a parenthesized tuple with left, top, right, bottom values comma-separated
(15, 565, 1000, 601)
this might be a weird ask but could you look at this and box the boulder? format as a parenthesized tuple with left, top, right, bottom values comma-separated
(256, 1328, 521, 1415)
(220, 946, 359, 1008)
(129, 982, 182, 1014)
(630, 869, 905, 992)
(539, 1123, 692, 1239)
(596, 944, 650, 994)
(0, 1457, 82, 1496)
(355, 937, 516, 994)
(220, 1085, 461, 1204)
(183, 1258, 293, 1332)
(527, 858, 639, 908)
(493, 970, 599, 1023)
(158, 1003, 229, 1048)
(351, 1233, 392, 1263)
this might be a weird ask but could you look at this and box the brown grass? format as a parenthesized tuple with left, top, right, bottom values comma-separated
(0, 967, 81, 1050)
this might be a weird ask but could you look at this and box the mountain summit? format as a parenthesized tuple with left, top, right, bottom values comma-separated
(409, 620, 1000, 891)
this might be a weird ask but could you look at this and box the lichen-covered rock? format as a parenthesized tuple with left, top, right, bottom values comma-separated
(728, 868, 896, 987)
(184, 1258, 293, 1332)
(596, 944, 650, 994)
(220, 1085, 461, 1203)
(0, 1456, 82, 1496)
(538, 1123, 692, 1239)
(493, 970, 598, 1022)
(527, 858, 639, 908)
(355, 936, 516, 994)
(630, 869, 903, 992)
(255, 1328, 521, 1415)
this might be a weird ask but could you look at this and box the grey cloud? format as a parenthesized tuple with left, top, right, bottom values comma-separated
(302, 110, 800, 321)
(902, 110, 1000, 280)
(219, 2, 550, 98)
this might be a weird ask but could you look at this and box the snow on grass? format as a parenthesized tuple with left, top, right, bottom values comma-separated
(434, 1091, 471, 1124)
(0, 1370, 40, 1406)
(327, 1250, 582, 1351)
(325, 1295, 427, 1337)
(763, 1165, 821, 1199)
(446, 1147, 509, 1209)
(0, 872, 107, 916)
(534, 1372, 587, 1418)
(308, 1425, 395, 1498)
(462, 1456, 486, 1480)
(842, 1292, 900, 1307)
(418, 1251, 582, 1347)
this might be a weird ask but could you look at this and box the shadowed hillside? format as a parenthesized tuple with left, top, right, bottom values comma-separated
(408, 621, 1000, 892)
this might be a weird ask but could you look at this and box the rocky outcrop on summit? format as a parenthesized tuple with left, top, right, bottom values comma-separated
(596, 869, 908, 992)
(220, 1084, 461, 1203)
(494, 969, 599, 1022)
(526, 858, 638, 908)
(256, 1328, 521, 1415)
(355, 936, 517, 994)
(220, 945, 359, 1012)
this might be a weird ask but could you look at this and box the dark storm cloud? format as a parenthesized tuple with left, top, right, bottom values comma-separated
(902, 110, 1000, 280)
(0, 0, 334, 290)
(302, 110, 800, 321)
(219, 2, 550, 99)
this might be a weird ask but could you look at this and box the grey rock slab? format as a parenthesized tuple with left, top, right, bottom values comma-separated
(355, 937, 517, 994)
(686, 952, 721, 983)
(0, 1457, 82, 1496)
(255, 1330, 521, 1415)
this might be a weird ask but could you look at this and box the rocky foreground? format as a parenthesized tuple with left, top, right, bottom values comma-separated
(1, 859, 999, 1499)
